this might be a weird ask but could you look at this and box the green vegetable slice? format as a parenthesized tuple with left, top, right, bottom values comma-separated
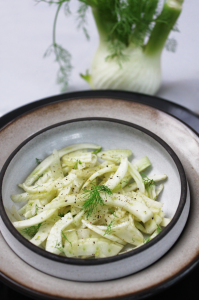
(46, 212, 73, 254)
(50, 149, 64, 179)
(100, 193, 153, 223)
(82, 164, 117, 188)
(105, 157, 128, 190)
(97, 149, 132, 163)
(82, 220, 126, 245)
(13, 209, 56, 229)
(128, 162, 145, 194)
(22, 173, 77, 194)
(64, 238, 123, 258)
(24, 143, 101, 186)
(30, 222, 54, 246)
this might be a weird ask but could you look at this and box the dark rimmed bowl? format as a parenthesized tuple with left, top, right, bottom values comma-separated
(0, 118, 190, 281)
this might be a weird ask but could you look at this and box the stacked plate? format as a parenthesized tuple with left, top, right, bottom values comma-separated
(0, 91, 198, 299)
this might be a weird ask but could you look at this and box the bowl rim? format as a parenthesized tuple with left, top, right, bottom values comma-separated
(0, 117, 187, 266)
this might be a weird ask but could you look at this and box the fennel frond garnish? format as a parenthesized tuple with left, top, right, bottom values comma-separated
(104, 219, 116, 236)
(36, 158, 42, 165)
(156, 224, 162, 234)
(92, 147, 102, 154)
(73, 159, 82, 170)
(21, 223, 42, 238)
(82, 185, 112, 218)
(61, 230, 72, 247)
(142, 173, 156, 191)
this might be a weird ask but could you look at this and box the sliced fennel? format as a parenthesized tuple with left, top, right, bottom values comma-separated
(46, 213, 73, 254)
(10, 143, 170, 259)
(24, 143, 101, 186)
(97, 149, 132, 163)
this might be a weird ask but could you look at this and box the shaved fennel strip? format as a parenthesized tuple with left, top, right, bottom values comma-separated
(24, 143, 101, 186)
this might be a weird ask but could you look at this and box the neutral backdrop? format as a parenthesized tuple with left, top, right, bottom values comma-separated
(0, 0, 199, 117)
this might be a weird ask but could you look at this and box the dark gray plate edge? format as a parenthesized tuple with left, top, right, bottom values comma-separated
(0, 90, 198, 299)
(0, 90, 199, 134)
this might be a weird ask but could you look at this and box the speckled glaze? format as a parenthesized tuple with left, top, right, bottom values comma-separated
(0, 92, 198, 299)
(0, 119, 189, 281)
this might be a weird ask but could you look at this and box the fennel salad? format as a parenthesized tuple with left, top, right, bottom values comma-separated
(8, 143, 170, 259)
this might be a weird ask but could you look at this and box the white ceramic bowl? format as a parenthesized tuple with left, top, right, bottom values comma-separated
(0, 118, 190, 282)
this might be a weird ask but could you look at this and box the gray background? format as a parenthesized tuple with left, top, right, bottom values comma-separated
(0, 0, 198, 116)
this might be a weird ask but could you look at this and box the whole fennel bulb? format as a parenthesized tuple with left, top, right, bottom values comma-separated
(91, 43, 161, 95)
(40, 0, 183, 95)
(89, 0, 183, 95)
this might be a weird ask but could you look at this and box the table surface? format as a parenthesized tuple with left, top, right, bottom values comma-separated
(0, 0, 199, 117)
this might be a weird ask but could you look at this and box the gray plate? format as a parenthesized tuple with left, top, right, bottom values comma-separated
(0, 92, 198, 299)
(0, 118, 188, 281)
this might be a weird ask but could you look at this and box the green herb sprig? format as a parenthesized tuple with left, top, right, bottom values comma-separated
(104, 219, 115, 236)
(142, 173, 156, 191)
(156, 224, 162, 234)
(55, 241, 65, 254)
(92, 147, 102, 154)
(108, 208, 118, 218)
(144, 236, 151, 243)
(61, 230, 72, 247)
(58, 212, 65, 218)
(21, 223, 42, 238)
(82, 185, 112, 218)
(35, 204, 39, 214)
(104, 208, 118, 235)
(36, 158, 42, 165)
(73, 159, 82, 169)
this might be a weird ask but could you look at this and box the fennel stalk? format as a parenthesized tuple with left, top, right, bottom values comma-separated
(36, 0, 183, 94)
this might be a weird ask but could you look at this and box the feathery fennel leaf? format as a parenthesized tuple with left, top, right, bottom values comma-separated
(142, 173, 156, 191)
(77, 2, 90, 40)
(92, 147, 102, 154)
(156, 224, 162, 234)
(36, 0, 180, 90)
(165, 38, 177, 52)
(36, 158, 42, 165)
(104, 219, 115, 236)
(44, 43, 72, 92)
(55, 241, 65, 254)
(21, 223, 42, 238)
(73, 159, 82, 169)
(82, 185, 112, 218)
(61, 230, 72, 247)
